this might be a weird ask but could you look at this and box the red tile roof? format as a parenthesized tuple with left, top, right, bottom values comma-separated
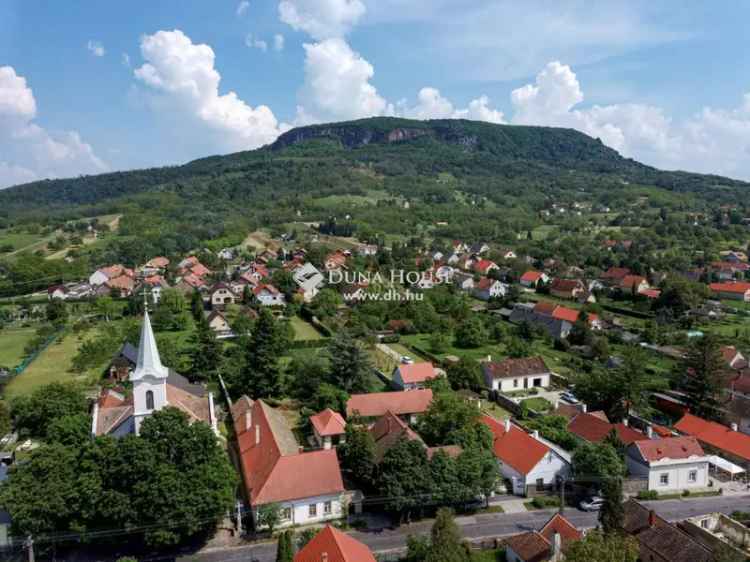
(709, 282, 750, 294)
(539, 513, 583, 546)
(346, 389, 433, 418)
(602, 267, 631, 280)
(633, 436, 705, 462)
(395, 362, 438, 384)
(550, 278, 583, 293)
(310, 408, 347, 437)
(473, 259, 497, 274)
(674, 413, 750, 462)
(479, 415, 550, 475)
(295, 525, 376, 562)
(145, 256, 169, 268)
(521, 271, 544, 283)
(639, 288, 661, 299)
(190, 262, 211, 277)
(551, 305, 580, 324)
(568, 413, 647, 445)
(235, 399, 344, 505)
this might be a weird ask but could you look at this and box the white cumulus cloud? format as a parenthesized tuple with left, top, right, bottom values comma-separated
(279, 0, 365, 40)
(509, 60, 750, 179)
(245, 34, 268, 52)
(134, 29, 288, 152)
(397, 87, 504, 124)
(0, 66, 107, 189)
(273, 34, 285, 51)
(87, 40, 106, 57)
(236, 1, 250, 16)
(297, 37, 389, 122)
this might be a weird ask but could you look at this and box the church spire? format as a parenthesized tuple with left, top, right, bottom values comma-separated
(132, 307, 168, 380)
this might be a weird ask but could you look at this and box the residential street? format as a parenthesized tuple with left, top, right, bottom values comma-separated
(180, 494, 750, 562)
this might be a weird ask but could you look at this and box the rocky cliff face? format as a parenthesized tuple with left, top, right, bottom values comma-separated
(271, 123, 432, 150)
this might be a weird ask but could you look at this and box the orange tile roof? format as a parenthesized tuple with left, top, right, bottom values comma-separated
(521, 270, 544, 283)
(190, 262, 211, 277)
(346, 389, 433, 418)
(674, 413, 750, 462)
(473, 259, 497, 273)
(709, 282, 750, 294)
(106, 274, 135, 291)
(235, 399, 344, 505)
(505, 531, 550, 561)
(295, 525, 376, 562)
(146, 256, 170, 268)
(479, 415, 550, 475)
(633, 436, 704, 462)
(395, 362, 438, 384)
(602, 267, 631, 280)
(621, 275, 647, 290)
(539, 513, 583, 546)
(310, 408, 347, 437)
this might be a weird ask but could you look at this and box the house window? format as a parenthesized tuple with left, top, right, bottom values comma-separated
(513, 379, 519, 388)
(536, 478, 545, 491)
(308, 503, 317, 517)
(701, 518, 709, 529)
(280, 507, 291, 521)
(146, 390, 154, 410)
(688, 470, 698, 483)
(659, 473, 669, 486)
(324, 501, 332, 515)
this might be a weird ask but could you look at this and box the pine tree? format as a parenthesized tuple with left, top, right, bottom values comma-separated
(599, 476, 624, 535)
(425, 508, 469, 562)
(682, 333, 726, 421)
(241, 309, 284, 398)
(275, 530, 294, 562)
(190, 290, 204, 322)
(327, 332, 373, 393)
(190, 314, 222, 381)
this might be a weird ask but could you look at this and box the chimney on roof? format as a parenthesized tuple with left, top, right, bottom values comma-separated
(552, 532, 562, 562)
(647, 425, 654, 439)
(321, 553, 328, 562)
(581, 404, 587, 413)
(648, 510, 656, 528)
(731, 422, 739, 432)
(623, 418, 629, 427)
(245, 411, 252, 432)
(255, 424, 260, 445)
(532, 430, 540, 440)
(553, 399, 559, 410)
(504, 418, 511, 433)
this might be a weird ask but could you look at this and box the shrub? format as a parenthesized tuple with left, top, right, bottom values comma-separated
(637, 490, 658, 500)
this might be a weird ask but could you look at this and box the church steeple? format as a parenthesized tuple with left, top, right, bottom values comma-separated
(131, 307, 168, 381)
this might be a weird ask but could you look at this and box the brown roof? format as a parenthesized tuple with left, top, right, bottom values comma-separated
(568, 412, 648, 445)
(483, 356, 549, 380)
(505, 531, 550, 562)
(369, 411, 424, 462)
(346, 389, 433, 418)
(550, 278, 583, 293)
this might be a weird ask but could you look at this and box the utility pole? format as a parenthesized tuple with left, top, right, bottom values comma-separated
(25, 535, 34, 562)
(558, 475, 566, 515)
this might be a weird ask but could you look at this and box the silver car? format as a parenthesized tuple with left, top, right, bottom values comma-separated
(579, 496, 605, 511)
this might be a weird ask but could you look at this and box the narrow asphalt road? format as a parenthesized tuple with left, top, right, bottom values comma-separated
(180, 494, 750, 562)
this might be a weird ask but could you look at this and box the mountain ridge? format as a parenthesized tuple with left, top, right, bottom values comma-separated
(0, 117, 746, 218)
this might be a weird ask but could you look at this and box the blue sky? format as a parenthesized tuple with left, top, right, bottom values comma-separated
(2, 0, 750, 188)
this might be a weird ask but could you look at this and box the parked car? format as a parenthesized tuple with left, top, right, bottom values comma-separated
(579, 496, 604, 511)
(560, 391, 579, 404)
(400, 355, 414, 364)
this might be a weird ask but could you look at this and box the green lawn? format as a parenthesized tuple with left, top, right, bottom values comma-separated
(0, 230, 47, 252)
(0, 327, 36, 368)
(386, 342, 424, 360)
(470, 550, 505, 561)
(520, 396, 552, 413)
(290, 316, 324, 341)
(3, 331, 95, 398)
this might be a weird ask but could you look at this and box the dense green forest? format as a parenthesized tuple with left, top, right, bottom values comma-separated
(0, 117, 748, 296)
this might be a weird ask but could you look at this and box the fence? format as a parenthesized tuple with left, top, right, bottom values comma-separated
(0, 328, 64, 390)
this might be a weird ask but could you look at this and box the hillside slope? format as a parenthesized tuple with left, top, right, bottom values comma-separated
(0, 117, 746, 219)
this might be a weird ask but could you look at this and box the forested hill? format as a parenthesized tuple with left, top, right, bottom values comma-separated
(0, 117, 747, 220)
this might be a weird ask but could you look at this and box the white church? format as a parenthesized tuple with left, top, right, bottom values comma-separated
(92, 308, 218, 437)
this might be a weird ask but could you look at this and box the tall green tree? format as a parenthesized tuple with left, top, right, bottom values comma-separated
(599, 476, 625, 535)
(326, 332, 373, 393)
(275, 530, 294, 561)
(11, 382, 88, 439)
(152, 288, 190, 331)
(565, 530, 638, 562)
(446, 358, 482, 391)
(190, 290, 204, 322)
(379, 438, 430, 522)
(189, 314, 222, 381)
(239, 309, 286, 398)
(425, 508, 469, 562)
(418, 391, 481, 446)
(681, 333, 726, 421)
(337, 419, 376, 486)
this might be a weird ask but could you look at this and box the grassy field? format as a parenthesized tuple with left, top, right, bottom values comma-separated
(0, 327, 36, 368)
(386, 342, 424, 360)
(470, 550, 505, 561)
(3, 330, 97, 399)
(521, 396, 552, 413)
(290, 316, 324, 341)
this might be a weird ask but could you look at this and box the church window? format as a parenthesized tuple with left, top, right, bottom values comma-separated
(146, 390, 154, 410)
